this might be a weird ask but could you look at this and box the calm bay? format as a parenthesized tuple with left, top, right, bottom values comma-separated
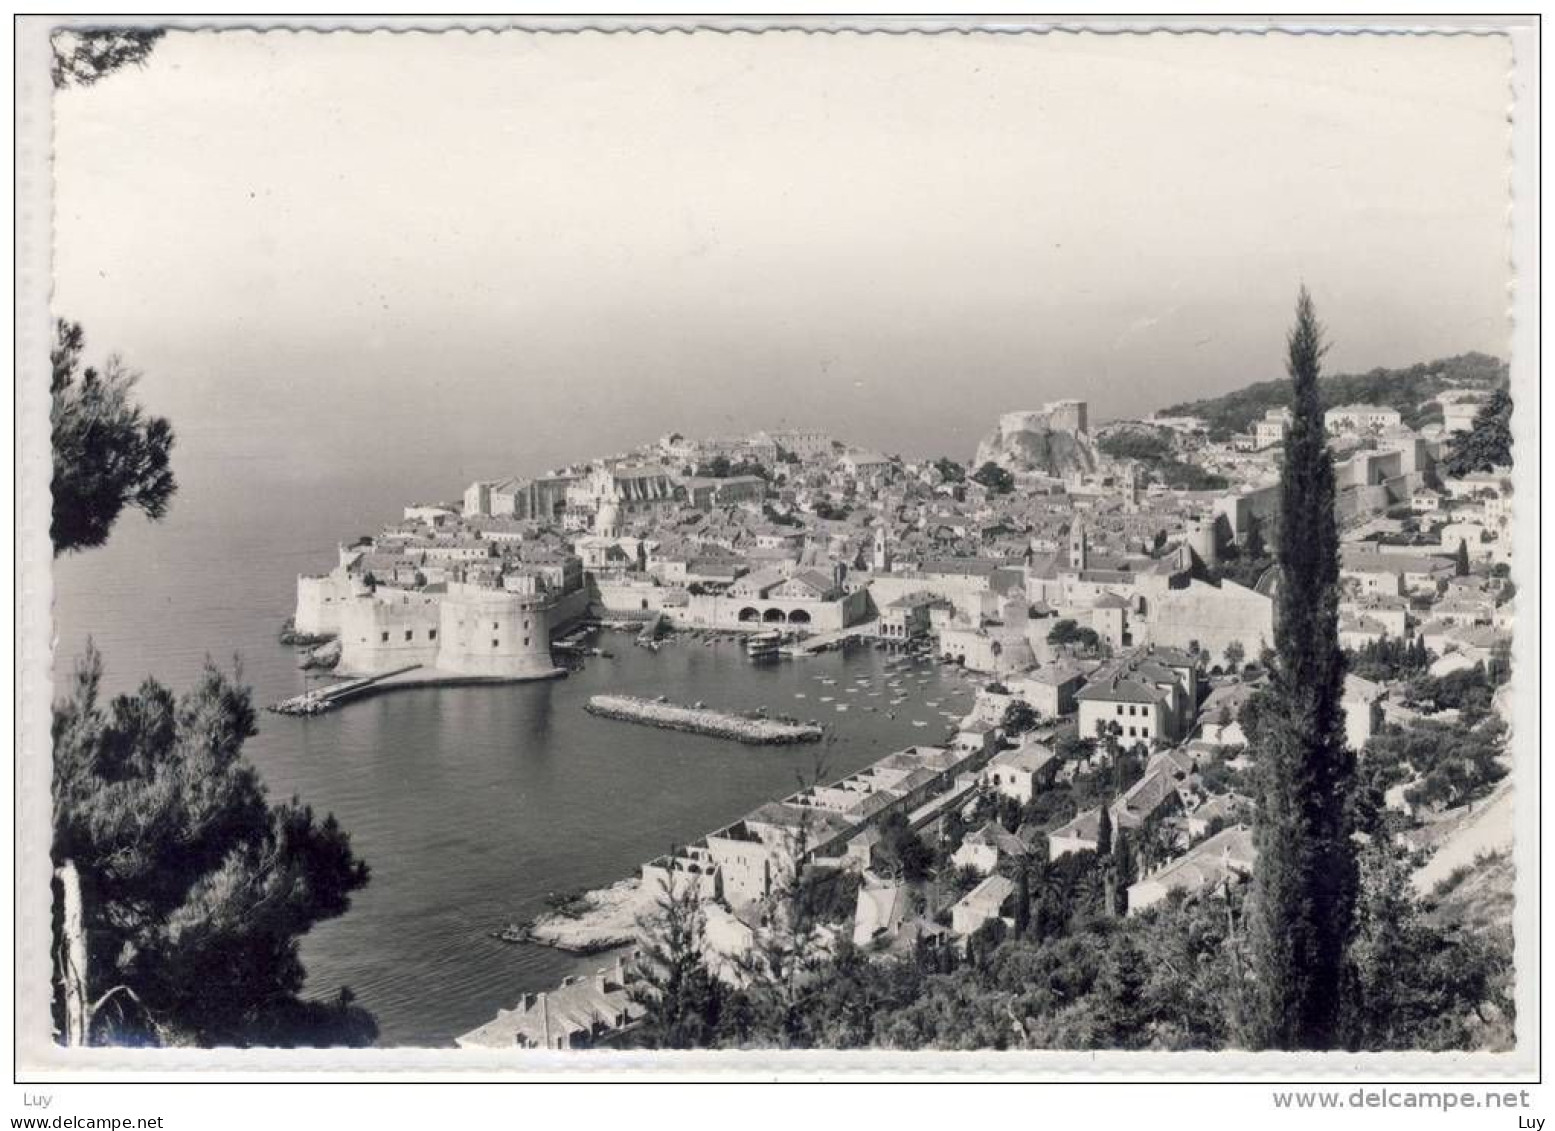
(51, 440, 976, 1045)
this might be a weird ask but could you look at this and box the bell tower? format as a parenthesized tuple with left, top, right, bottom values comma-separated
(1068, 519, 1089, 571)
(872, 524, 892, 573)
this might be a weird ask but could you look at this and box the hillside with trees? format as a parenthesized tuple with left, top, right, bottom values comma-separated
(1096, 426, 1230, 491)
(1159, 352, 1507, 438)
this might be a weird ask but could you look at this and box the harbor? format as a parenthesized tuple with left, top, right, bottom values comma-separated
(57, 506, 977, 1046)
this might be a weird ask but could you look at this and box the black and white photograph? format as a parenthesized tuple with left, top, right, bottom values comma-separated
(12, 12, 1540, 1113)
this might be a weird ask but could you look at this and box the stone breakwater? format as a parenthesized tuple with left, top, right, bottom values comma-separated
(584, 694, 824, 745)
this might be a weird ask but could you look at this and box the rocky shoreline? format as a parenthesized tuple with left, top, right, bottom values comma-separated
(525, 878, 649, 953)
(584, 694, 824, 744)
(278, 616, 337, 648)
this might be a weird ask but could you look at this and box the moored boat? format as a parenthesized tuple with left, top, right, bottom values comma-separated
(746, 631, 782, 660)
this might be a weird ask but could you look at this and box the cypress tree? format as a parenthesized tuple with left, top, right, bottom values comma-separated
(1455, 538, 1470, 577)
(1096, 802, 1113, 858)
(1111, 829, 1134, 918)
(1244, 288, 1357, 1049)
(1244, 512, 1267, 561)
(1013, 862, 1031, 939)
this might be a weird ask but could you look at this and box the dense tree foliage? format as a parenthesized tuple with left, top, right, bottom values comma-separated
(629, 875, 727, 1048)
(1243, 289, 1357, 1049)
(1000, 700, 1040, 736)
(1046, 618, 1099, 648)
(872, 812, 934, 882)
(811, 499, 852, 521)
(626, 877, 1246, 1051)
(1341, 840, 1513, 1050)
(1148, 460, 1230, 492)
(623, 814, 1507, 1053)
(1362, 716, 1508, 815)
(694, 454, 770, 480)
(51, 320, 177, 555)
(932, 457, 966, 483)
(51, 28, 164, 89)
(1097, 429, 1228, 490)
(1095, 803, 1113, 858)
(971, 461, 1015, 495)
(1097, 430, 1172, 463)
(1442, 388, 1514, 475)
(1346, 636, 1432, 683)
(51, 648, 374, 1046)
(1399, 664, 1501, 724)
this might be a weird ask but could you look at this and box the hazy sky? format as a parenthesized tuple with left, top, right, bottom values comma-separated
(53, 28, 1512, 487)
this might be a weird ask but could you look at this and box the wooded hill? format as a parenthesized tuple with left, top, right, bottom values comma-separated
(1160, 352, 1508, 437)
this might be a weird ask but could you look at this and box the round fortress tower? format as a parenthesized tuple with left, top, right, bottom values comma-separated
(436, 584, 557, 678)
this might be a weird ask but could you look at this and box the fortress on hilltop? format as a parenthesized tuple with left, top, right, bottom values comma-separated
(997, 399, 1089, 438)
(973, 399, 1097, 478)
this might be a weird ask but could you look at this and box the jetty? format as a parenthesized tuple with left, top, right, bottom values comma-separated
(268, 664, 424, 716)
(268, 661, 567, 716)
(584, 694, 824, 745)
(788, 622, 877, 656)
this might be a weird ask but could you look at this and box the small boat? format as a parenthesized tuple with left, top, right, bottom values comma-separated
(490, 923, 528, 944)
(819, 696, 834, 703)
(835, 704, 850, 712)
(912, 720, 928, 728)
(795, 693, 807, 699)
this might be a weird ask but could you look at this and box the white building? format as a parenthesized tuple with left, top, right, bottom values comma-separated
(1324, 404, 1404, 435)
(1253, 407, 1291, 450)
(981, 740, 1059, 802)
(950, 873, 1016, 937)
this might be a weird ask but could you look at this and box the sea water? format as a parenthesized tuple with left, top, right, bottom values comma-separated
(51, 450, 976, 1045)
